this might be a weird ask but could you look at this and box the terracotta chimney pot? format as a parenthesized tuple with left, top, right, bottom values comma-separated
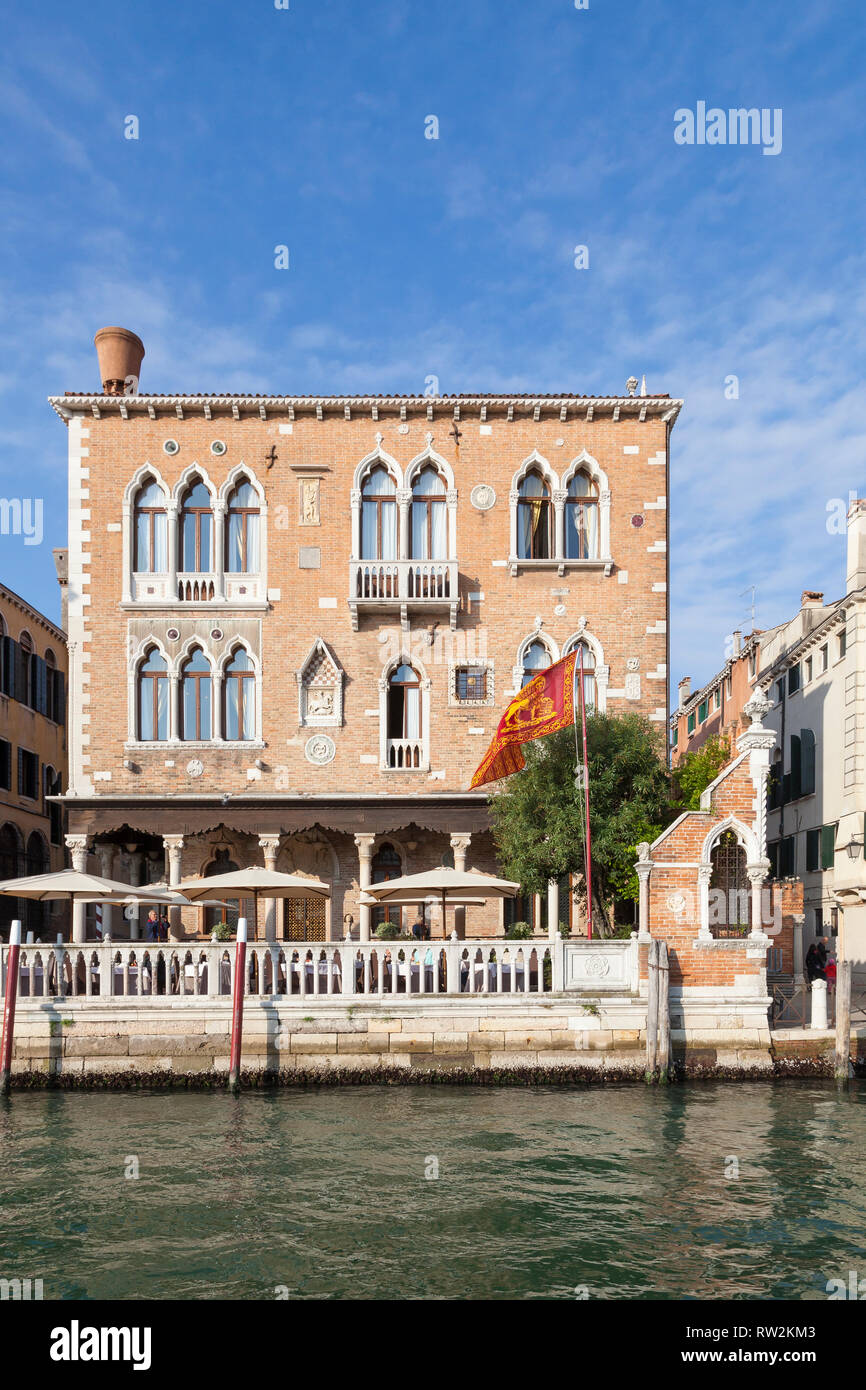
(94, 327, 145, 396)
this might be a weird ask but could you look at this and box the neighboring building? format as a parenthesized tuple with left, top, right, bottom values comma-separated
(0, 582, 67, 938)
(670, 628, 764, 766)
(759, 508, 866, 977)
(50, 327, 680, 942)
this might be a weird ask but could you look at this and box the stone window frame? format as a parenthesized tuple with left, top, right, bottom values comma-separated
(378, 650, 432, 772)
(350, 436, 458, 563)
(127, 632, 264, 748)
(508, 448, 612, 576)
(122, 461, 268, 609)
(296, 637, 345, 729)
(448, 658, 495, 708)
(562, 626, 609, 713)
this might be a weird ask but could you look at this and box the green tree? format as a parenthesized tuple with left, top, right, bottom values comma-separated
(489, 713, 674, 937)
(674, 734, 730, 810)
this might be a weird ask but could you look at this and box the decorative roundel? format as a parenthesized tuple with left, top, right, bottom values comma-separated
(631, 514, 644, 528)
(554, 604, 566, 617)
(470, 484, 496, 511)
(667, 892, 687, 915)
(305, 734, 336, 766)
(163, 439, 180, 455)
(166, 627, 180, 641)
(377, 631, 390, 644)
(585, 955, 611, 978)
(210, 440, 227, 456)
(186, 759, 204, 778)
(210, 627, 223, 641)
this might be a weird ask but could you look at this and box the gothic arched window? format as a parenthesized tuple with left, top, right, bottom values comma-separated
(181, 648, 213, 741)
(138, 648, 169, 741)
(521, 640, 552, 688)
(225, 479, 260, 573)
(410, 466, 447, 560)
(223, 648, 255, 741)
(134, 478, 168, 572)
(361, 466, 397, 560)
(180, 477, 213, 572)
(517, 472, 551, 560)
(565, 471, 599, 559)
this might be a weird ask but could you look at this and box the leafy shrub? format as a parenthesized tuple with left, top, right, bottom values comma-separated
(505, 921, 534, 940)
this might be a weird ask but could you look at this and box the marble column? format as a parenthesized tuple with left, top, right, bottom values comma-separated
(164, 835, 185, 941)
(355, 833, 375, 942)
(66, 835, 88, 944)
(635, 846, 653, 941)
(259, 834, 280, 942)
(96, 843, 115, 941)
(792, 912, 806, 987)
(450, 834, 471, 940)
(747, 865, 767, 939)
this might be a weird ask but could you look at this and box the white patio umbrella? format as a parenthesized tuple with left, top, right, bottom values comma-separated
(0, 868, 188, 906)
(362, 866, 519, 938)
(178, 866, 330, 937)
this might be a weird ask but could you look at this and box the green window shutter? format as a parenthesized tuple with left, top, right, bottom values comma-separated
(821, 824, 836, 871)
(687, 712, 695, 734)
(698, 699, 708, 723)
(806, 829, 820, 873)
(800, 729, 816, 796)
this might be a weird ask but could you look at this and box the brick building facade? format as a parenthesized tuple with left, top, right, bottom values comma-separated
(51, 330, 680, 943)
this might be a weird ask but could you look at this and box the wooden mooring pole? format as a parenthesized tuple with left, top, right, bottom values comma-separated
(645, 938, 659, 1083)
(228, 917, 248, 1095)
(658, 941, 671, 1084)
(835, 958, 852, 1086)
(0, 920, 22, 1096)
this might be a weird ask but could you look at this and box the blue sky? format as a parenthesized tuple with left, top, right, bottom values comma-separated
(1, 0, 864, 689)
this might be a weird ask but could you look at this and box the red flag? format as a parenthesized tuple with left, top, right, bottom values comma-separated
(470, 651, 578, 789)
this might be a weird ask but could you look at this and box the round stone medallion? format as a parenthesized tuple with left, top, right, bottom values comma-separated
(585, 955, 611, 978)
(305, 734, 336, 766)
(666, 892, 687, 915)
(470, 483, 496, 511)
(186, 758, 204, 778)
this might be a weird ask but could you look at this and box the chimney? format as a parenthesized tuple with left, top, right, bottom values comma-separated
(678, 676, 691, 709)
(731, 630, 742, 658)
(53, 548, 68, 634)
(94, 326, 145, 396)
(847, 500, 866, 595)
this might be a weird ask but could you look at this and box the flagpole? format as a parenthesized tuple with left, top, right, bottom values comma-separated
(574, 648, 593, 941)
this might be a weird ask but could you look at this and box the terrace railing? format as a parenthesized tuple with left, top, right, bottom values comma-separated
(0, 937, 640, 1003)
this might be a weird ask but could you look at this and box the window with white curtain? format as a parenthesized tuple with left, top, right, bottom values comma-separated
(410, 466, 447, 559)
(138, 648, 169, 741)
(387, 663, 421, 738)
(223, 648, 255, 741)
(361, 466, 397, 560)
(521, 640, 552, 687)
(181, 647, 213, 740)
(517, 472, 552, 559)
(180, 478, 214, 572)
(225, 479, 260, 573)
(567, 640, 596, 710)
(564, 471, 599, 559)
(134, 479, 168, 572)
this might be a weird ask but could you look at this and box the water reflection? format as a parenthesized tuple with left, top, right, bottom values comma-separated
(0, 1082, 863, 1300)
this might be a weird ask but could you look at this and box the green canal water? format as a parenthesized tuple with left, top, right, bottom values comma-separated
(0, 1082, 864, 1301)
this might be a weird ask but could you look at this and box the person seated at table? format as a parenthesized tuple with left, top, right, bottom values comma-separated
(410, 911, 426, 941)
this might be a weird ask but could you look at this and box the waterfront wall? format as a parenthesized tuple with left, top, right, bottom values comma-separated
(5, 994, 785, 1083)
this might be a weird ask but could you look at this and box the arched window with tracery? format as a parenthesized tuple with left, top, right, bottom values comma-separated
(361, 465, 397, 560)
(138, 648, 169, 741)
(134, 478, 168, 572)
(567, 640, 596, 711)
(223, 648, 255, 741)
(565, 471, 599, 559)
(180, 477, 213, 572)
(710, 829, 750, 937)
(521, 639, 552, 688)
(181, 648, 213, 741)
(410, 466, 447, 559)
(517, 471, 552, 560)
(386, 663, 423, 767)
(225, 479, 260, 573)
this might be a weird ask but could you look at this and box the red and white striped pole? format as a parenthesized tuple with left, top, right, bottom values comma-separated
(228, 917, 247, 1094)
(0, 920, 22, 1096)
